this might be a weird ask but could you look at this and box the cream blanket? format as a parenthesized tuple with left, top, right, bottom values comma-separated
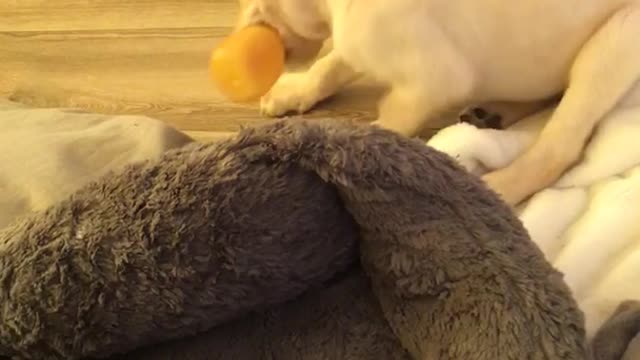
(428, 105, 640, 338)
(0, 100, 193, 229)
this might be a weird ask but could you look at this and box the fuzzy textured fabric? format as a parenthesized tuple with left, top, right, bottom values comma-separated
(0, 118, 587, 359)
(428, 105, 640, 338)
(591, 301, 640, 360)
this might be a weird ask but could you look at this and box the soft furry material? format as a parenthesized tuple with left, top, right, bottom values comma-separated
(591, 301, 640, 360)
(0, 119, 587, 359)
(0, 138, 358, 358)
(428, 104, 640, 340)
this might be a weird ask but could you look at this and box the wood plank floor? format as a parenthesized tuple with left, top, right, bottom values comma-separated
(0, 0, 390, 141)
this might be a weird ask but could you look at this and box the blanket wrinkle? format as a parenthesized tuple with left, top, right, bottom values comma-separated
(427, 102, 640, 351)
(0, 116, 587, 359)
(0, 100, 193, 230)
(186, 119, 588, 359)
(429, 110, 548, 175)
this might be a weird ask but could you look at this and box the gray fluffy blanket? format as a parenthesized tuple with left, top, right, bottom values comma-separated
(0, 118, 607, 359)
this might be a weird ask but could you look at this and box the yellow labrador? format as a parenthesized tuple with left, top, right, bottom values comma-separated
(235, 0, 640, 206)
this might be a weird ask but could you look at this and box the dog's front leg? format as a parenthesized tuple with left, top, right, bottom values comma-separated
(483, 6, 640, 206)
(261, 51, 359, 117)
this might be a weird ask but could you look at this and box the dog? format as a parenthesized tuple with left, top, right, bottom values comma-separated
(234, 0, 640, 206)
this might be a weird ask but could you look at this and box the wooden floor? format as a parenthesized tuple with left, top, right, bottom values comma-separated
(0, 0, 390, 141)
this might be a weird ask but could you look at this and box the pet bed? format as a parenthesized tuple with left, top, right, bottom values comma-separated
(0, 100, 632, 359)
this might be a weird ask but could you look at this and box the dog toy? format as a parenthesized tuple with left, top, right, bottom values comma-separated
(209, 25, 285, 102)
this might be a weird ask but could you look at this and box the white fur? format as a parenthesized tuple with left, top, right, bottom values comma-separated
(235, 0, 640, 206)
(234, 0, 640, 342)
(427, 104, 640, 339)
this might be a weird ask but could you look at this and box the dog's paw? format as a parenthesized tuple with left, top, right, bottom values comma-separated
(459, 107, 503, 129)
(260, 73, 316, 117)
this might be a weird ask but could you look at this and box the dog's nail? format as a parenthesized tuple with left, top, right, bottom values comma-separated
(472, 107, 488, 119)
(459, 114, 472, 122)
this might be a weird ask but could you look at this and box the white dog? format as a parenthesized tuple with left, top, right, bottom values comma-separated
(235, 0, 640, 206)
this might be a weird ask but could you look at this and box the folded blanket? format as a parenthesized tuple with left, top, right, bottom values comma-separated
(0, 100, 193, 229)
(0, 114, 587, 359)
(428, 104, 640, 342)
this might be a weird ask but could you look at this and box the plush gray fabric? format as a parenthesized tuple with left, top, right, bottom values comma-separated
(116, 269, 408, 360)
(0, 138, 357, 359)
(591, 301, 640, 360)
(622, 336, 640, 360)
(0, 118, 587, 359)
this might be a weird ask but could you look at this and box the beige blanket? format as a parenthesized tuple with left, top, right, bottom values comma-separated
(428, 105, 640, 359)
(0, 100, 192, 229)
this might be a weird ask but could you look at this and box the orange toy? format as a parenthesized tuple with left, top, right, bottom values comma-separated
(210, 25, 285, 102)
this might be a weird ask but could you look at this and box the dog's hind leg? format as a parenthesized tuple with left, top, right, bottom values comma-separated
(461, 97, 559, 129)
(482, 5, 640, 206)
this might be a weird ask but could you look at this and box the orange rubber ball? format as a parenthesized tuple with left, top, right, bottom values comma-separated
(210, 25, 285, 102)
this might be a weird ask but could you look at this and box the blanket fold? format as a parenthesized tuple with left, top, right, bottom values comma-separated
(0, 99, 193, 229)
(230, 121, 587, 358)
(1, 117, 587, 359)
(428, 104, 640, 339)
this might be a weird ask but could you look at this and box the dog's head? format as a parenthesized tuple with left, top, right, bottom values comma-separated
(235, 0, 331, 64)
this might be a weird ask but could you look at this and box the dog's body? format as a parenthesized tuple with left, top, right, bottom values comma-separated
(236, 0, 640, 206)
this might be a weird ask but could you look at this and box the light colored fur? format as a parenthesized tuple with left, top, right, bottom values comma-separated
(235, 0, 640, 206)
(428, 101, 640, 338)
